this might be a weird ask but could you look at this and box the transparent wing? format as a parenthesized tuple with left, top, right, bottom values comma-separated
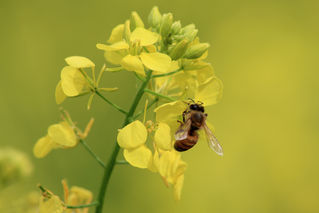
(174, 116, 192, 141)
(203, 122, 223, 156)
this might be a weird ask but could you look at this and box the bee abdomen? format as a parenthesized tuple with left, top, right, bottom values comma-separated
(174, 131, 199, 152)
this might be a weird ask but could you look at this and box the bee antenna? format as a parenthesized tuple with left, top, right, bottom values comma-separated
(187, 98, 195, 103)
(183, 100, 190, 105)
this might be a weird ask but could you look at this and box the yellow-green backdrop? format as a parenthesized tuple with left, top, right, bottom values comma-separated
(1, 0, 318, 212)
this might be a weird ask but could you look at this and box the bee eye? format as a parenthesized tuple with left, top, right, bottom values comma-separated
(190, 104, 198, 110)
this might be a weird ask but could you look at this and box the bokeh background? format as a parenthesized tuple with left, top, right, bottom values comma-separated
(1, 0, 319, 212)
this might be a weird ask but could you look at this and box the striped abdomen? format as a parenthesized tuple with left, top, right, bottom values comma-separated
(174, 130, 199, 152)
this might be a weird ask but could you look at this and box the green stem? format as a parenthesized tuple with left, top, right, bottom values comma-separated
(144, 89, 176, 101)
(95, 70, 153, 213)
(134, 72, 146, 81)
(105, 67, 123, 72)
(152, 68, 182, 78)
(79, 139, 105, 168)
(66, 201, 99, 209)
(116, 160, 129, 165)
(95, 90, 128, 115)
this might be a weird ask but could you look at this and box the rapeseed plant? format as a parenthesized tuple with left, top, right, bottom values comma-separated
(33, 6, 223, 212)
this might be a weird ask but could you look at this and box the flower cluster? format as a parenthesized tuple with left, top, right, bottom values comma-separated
(112, 7, 223, 200)
(0, 147, 33, 188)
(33, 6, 223, 212)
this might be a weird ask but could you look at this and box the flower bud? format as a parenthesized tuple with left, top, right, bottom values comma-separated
(179, 24, 198, 41)
(183, 43, 210, 59)
(170, 21, 181, 35)
(180, 24, 196, 34)
(131, 11, 144, 29)
(148, 6, 162, 28)
(169, 39, 189, 60)
(160, 13, 173, 38)
(184, 29, 198, 42)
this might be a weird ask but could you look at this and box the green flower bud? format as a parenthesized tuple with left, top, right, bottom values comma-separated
(169, 39, 189, 60)
(180, 24, 196, 35)
(160, 13, 173, 38)
(131, 11, 144, 29)
(183, 43, 210, 59)
(184, 29, 198, 42)
(171, 21, 181, 35)
(148, 6, 162, 28)
(124, 20, 131, 43)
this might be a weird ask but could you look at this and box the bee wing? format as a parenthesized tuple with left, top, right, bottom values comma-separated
(174, 117, 192, 141)
(203, 122, 223, 156)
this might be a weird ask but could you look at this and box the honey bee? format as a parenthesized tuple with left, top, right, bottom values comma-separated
(174, 101, 223, 155)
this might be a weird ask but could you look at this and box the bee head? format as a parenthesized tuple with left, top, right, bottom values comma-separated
(189, 104, 205, 112)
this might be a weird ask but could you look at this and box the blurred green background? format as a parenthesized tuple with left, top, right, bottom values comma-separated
(1, 0, 319, 212)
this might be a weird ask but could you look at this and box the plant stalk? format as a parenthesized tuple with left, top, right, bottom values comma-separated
(95, 71, 152, 213)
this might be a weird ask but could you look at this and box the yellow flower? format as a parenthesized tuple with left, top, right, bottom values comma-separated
(152, 149, 187, 200)
(34, 112, 94, 158)
(33, 121, 77, 158)
(55, 56, 95, 104)
(117, 120, 152, 168)
(116, 118, 187, 200)
(154, 61, 220, 101)
(97, 20, 178, 76)
(194, 76, 223, 106)
(154, 122, 172, 150)
(154, 101, 187, 131)
(38, 181, 93, 213)
(63, 180, 93, 213)
(39, 189, 64, 213)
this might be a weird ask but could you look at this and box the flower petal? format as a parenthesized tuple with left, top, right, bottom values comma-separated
(40, 193, 64, 213)
(140, 52, 172, 73)
(97, 41, 129, 51)
(33, 136, 57, 158)
(55, 81, 67, 105)
(104, 49, 128, 65)
(174, 174, 184, 201)
(123, 145, 152, 169)
(154, 101, 187, 128)
(107, 24, 124, 44)
(195, 76, 223, 106)
(65, 56, 95, 68)
(130, 27, 159, 46)
(61, 66, 87, 97)
(120, 54, 145, 76)
(48, 121, 77, 147)
(68, 186, 93, 207)
(117, 120, 147, 149)
(154, 122, 172, 150)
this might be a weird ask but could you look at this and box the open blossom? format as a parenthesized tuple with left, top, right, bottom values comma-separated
(55, 56, 95, 104)
(33, 121, 77, 158)
(96, 17, 178, 77)
(33, 111, 94, 158)
(38, 181, 93, 213)
(117, 119, 187, 200)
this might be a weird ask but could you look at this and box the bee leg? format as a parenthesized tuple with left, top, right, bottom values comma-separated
(177, 120, 183, 125)
(204, 113, 208, 117)
(182, 110, 187, 122)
